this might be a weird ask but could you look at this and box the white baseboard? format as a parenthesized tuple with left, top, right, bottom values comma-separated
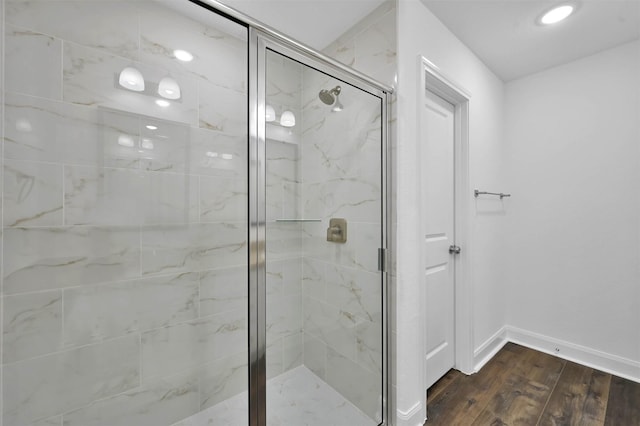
(505, 326, 640, 383)
(395, 400, 425, 426)
(473, 326, 508, 372)
(470, 326, 640, 384)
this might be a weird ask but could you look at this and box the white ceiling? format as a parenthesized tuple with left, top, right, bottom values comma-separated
(220, 0, 387, 50)
(421, 0, 640, 81)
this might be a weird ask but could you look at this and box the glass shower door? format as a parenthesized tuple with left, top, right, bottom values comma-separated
(262, 48, 385, 425)
(1, 2, 249, 425)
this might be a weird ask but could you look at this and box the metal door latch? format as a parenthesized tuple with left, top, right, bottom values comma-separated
(449, 245, 461, 254)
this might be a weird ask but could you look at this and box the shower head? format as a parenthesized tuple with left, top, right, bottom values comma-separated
(319, 85, 342, 106)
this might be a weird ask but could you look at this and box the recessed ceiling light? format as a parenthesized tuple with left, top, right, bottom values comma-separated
(155, 99, 170, 108)
(173, 49, 194, 62)
(539, 4, 575, 25)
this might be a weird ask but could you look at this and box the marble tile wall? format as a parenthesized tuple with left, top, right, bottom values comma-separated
(1, 1, 250, 425)
(298, 2, 397, 422)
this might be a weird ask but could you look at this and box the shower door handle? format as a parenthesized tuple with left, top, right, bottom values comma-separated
(449, 245, 461, 255)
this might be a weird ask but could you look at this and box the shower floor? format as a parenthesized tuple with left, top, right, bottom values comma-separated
(172, 366, 377, 426)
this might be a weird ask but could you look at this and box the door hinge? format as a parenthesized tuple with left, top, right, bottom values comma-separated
(378, 248, 386, 272)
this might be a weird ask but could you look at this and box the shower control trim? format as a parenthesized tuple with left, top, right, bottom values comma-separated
(326, 218, 347, 243)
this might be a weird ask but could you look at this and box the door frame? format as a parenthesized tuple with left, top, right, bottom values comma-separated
(417, 56, 473, 396)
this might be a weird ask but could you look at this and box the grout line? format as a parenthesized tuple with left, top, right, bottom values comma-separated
(535, 360, 567, 426)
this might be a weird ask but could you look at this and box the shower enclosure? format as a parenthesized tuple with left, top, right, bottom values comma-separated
(0, 1, 390, 425)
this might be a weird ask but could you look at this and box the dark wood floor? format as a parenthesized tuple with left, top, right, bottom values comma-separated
(425, 342, 640, 426)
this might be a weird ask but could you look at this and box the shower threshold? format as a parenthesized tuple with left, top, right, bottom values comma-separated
(172, 365, 377, 426)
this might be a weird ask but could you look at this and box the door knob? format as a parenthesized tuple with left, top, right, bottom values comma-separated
(449, 245, 461, 254)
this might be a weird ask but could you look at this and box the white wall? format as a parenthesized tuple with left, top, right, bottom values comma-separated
(395, 0, 506, 424)
(504, 40, 640, 372)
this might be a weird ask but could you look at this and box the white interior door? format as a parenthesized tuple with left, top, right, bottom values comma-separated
(421, 89, 456, 390)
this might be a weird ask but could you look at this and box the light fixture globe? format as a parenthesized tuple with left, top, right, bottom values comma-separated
(280, 110, 296, 127)
(158, 77, 181, 100)
(119, 67, 145, 92)
(265, 104, 276, 122)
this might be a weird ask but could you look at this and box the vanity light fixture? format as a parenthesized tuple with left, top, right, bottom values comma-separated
(265, 104, 276, 122)
(280, 110, 296, 127)
(173, 49, 194, 62)
(155, 99, 170, 108)
(119, 67, 145, 91)
(539, 4, 575, 25)
(158, 77, 181, 100)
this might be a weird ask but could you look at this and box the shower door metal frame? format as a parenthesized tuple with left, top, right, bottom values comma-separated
(249, 27, 392, 426)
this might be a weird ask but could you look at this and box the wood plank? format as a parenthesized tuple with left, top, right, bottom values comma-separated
(538, 361, 611, 426)
(604, 376, 640, 426)
(425, 344, 521, 425)
(428, 368, 464, 401)
(510, 345, 566, 388)
(471, 373, 551, 426)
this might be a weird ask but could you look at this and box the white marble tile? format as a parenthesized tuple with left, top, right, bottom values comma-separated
(265, 223, 302, 262)
(3, 226, 140, 295)
(141, 309, 246, 381)
(356, 319, 383, 374)
(140, 223, 247, 277)
(189, 129, 247, 178)
(266, 51, 302, 110)
(2, 290, 63, 363)
(3, 159, 63, 227)
(303, 332, 326, 379)
(302, 257, 326, 302)
(303, 297, 358, 362)
(266, 293, 302, 342)
(323, 38, 356, 69)
(172, 392, 248, 426)
(325, 347, 382, 423)
(64, 370, 199, 426)
(301, 221, 357, 269)
(176, 366, 374, 426)
(63, 273, 199, 346)
(200, 176, 247, 223)
(301, 92, 381, 185)
(5, 26, 62, 99)
(281, 257, 302, 297)
(354, 9, 397, 76)
(138, 119, 191, 173)
(282, 331, 303, 372)
(349, 222, 383, 274)
(324, 264, 381, 323)
(267, 366, 376, 426)
(32, 415, 62, 426)
(303, 177, 381, 223)
(199, 266, 247, 317)
(139, 3, 247, 94)
(63, 43, 198, 126)
(266, 338, 283, 380)
(199, 351, 248, 410)
(2, 335, 140, 425)
(3, 92, 141, 168)
(198, 80, 247, 136)
(6, 0, 139, 59)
